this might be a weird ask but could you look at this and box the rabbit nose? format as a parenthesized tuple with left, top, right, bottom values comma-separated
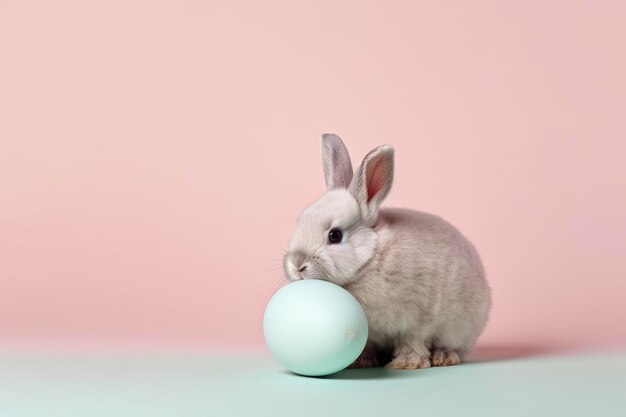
(290, 250, 309, 272)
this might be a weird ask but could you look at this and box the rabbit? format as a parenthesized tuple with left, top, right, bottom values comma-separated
(283, 133, 491, 369)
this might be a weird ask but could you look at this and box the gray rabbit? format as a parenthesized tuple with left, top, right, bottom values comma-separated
(283, 134, 491, 369)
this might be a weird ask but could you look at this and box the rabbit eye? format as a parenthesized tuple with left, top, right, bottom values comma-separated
(328, 228, 343, 244)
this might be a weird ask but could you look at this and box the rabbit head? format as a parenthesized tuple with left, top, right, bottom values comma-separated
(283, 134, 394, 285)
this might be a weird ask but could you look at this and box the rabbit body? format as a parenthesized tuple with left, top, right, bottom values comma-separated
(343, 207, 490, 368)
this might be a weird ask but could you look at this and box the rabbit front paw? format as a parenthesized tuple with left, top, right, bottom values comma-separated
(386, 353, 430, 369)
(385, 345, 431, 370)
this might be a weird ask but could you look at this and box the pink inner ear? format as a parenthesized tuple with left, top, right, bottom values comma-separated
(366, 155, 386, 203)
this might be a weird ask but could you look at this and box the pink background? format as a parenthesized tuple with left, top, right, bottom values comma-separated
(1, 1, 625, 352)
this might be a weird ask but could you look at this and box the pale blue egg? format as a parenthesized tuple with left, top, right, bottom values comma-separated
(263, 279, 368, 376)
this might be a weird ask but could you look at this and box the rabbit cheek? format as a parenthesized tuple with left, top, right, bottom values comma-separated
(317, 247, 362, 286)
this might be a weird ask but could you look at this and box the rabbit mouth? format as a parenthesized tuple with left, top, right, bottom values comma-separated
(284, 255, 331, 282)
(299, 264, 334, 282)
(288, 266, 328, 282)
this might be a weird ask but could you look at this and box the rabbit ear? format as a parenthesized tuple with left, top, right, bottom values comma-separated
(321, 133, 353, 190)
(350, 144, 394, 224)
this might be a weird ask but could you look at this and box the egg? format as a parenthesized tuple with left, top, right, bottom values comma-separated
(263, 279, 369, 376)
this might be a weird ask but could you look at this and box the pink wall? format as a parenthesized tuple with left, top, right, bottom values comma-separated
(1, 1, 625, 351)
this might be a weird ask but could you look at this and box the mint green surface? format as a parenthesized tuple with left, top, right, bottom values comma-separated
(1, 350, 625, 417)
(263, 279, 368, 376)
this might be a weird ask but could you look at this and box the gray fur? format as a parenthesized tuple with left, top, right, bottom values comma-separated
(284, 134, 491, 369)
